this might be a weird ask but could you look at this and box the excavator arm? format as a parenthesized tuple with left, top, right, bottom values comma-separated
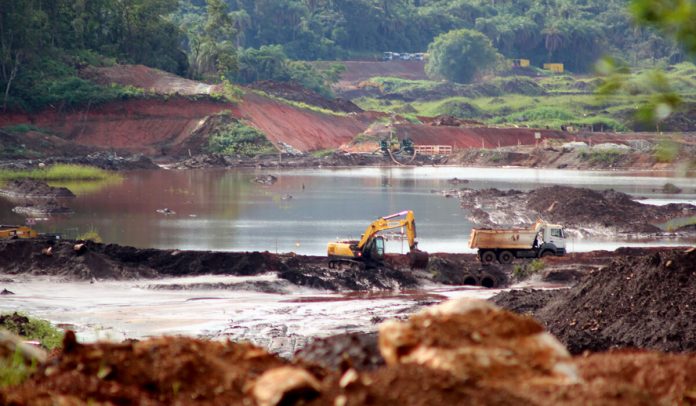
(357, 210, 418, 251)
(356, 210, 428, 268)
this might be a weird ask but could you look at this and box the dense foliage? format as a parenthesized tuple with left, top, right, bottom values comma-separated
(0, 0, 184, 110)
(425, 29, 501, 83)
(1, 0, 690, 111)
(178, 0, 685, 71)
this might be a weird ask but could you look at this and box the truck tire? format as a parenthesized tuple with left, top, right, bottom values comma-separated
(480, 251, 496, 264)
(540, 250, 553, 258)
(498, 250, 514, 264)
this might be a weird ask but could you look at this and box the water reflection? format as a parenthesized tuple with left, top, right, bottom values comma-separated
(0, 167, 693, 254)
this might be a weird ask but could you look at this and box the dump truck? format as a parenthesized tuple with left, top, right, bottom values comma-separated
(469, 220, 566, 264)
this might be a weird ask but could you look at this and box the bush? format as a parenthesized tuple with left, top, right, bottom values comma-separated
(0, 313, 63, 350)
(510, 106, 575, 122)
(579, 149, 627, 166)
(207, 122, 276, 156)
(435, 99, 482, 119)
(654, 139, 680, 163)
(1, 124, 45, 134)
(512, 259, 546, 280)
(77, 227, 103, 243)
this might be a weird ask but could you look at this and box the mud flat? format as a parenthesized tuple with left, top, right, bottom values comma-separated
(452, 185, 696, 236)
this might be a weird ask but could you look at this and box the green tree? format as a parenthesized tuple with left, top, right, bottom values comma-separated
(425, 28, 501, 83)
(188, 0, 237, 80)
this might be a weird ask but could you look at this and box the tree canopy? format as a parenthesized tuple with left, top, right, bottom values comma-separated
(425, 29, 501, 83)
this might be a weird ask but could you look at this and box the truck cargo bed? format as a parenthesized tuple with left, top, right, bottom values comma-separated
(468, 227, 537, 249)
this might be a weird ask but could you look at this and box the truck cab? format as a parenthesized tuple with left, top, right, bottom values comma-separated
(537, 224, 567, 257)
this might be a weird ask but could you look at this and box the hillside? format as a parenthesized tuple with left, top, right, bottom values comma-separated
(2, 63, 695, 166)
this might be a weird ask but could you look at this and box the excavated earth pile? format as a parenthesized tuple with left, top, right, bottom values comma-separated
(494, 249, 696, 355)
(455, 185, 696, 235)
(5, 299, 696, 405)
(0, 180, 75, 199)
(0, 239, 419, 291)
(537, 248, 696, 354)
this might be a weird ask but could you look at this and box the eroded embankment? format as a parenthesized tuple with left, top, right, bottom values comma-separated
(451, 185, 696, 236)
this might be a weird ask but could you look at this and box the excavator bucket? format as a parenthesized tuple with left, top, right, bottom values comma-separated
(408, 249, 430, 269)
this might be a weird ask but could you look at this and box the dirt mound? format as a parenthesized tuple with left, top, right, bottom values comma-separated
(426, 256, 508, 288)
(0, 239, 421, 291)
(0, 180, 75, 199)
(454, 185, 696, 235)
(575, 350, 696, 405)
(491, 289, 563, 315)
(536, 249, 696, 354)
(295, 332, 384, 372)
(3, 332, 288, 405)
(249, 81, 362, 113)
(527, 186, 696, 234)
(12, 199, 73, 217)
(278, 264, 418, 291)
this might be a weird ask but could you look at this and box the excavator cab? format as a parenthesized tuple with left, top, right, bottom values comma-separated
(362, 236, 386, 262)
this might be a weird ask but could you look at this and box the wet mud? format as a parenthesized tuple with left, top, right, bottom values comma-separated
(0, 239, 425, 291)
(453, 185, 696, 236)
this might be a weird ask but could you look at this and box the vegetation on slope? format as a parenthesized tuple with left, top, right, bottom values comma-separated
(353, 62, 696, 131)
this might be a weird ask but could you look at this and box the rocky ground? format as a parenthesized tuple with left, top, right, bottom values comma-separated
(448, 185, 696, 237)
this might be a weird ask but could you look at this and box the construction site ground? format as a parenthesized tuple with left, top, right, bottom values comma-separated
(2, 246, 696, 405)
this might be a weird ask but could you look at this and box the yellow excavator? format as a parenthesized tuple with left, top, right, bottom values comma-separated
(327, 210, 429, 270)
(0, 225, 39, 239)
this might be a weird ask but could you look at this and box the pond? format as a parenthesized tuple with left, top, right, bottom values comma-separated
(1, 167, 694, 255)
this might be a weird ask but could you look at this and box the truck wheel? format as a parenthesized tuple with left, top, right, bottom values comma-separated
(540, 250, 553, 258)
(498, 250, 514, 264)
(480, 251, 496, 264)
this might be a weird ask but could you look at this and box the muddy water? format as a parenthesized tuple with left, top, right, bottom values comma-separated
(1, 274, 510, 356)
(0, 167, 694, 254)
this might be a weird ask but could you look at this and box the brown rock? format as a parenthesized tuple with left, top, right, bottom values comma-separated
(379, 299, 578, 386)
